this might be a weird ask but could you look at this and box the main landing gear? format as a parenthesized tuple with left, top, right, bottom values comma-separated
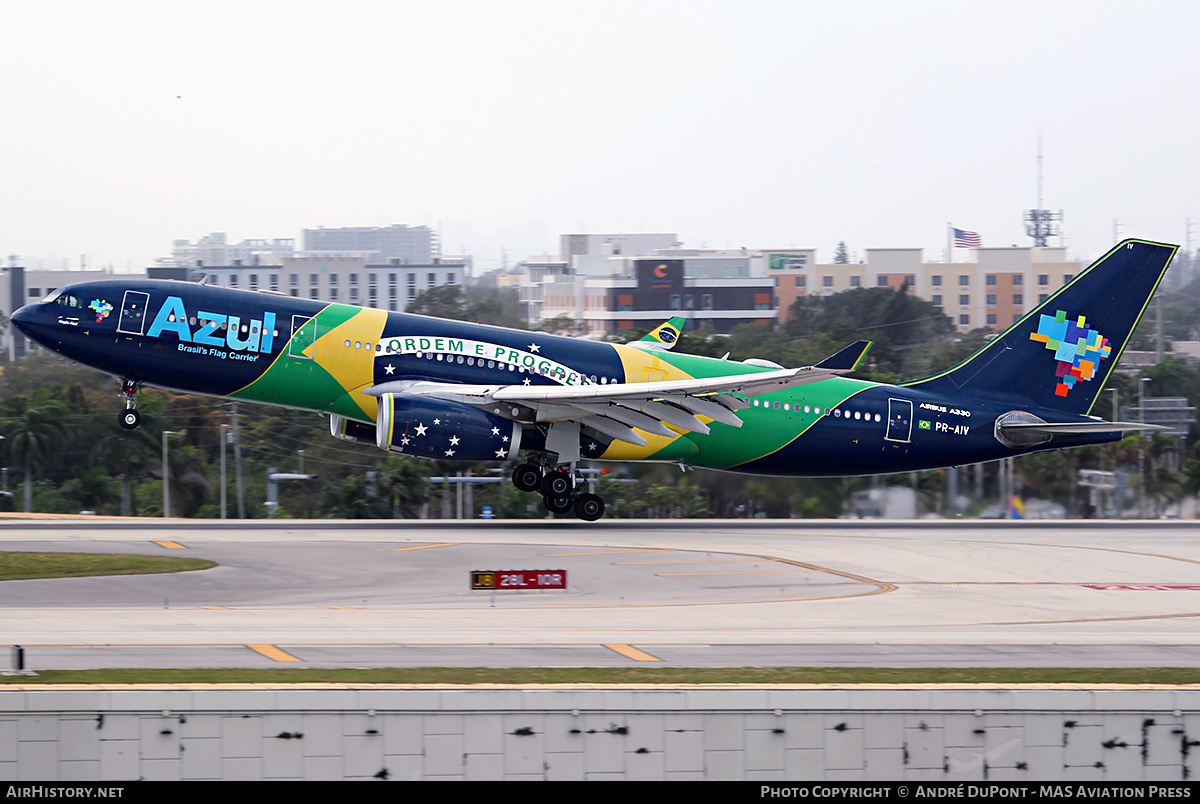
(511, 461, 606, 521)
(118, 378, 141, 430)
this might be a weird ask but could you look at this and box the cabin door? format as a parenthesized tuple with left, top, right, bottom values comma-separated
(288, 314, 315, 359)
(885, 398, 913, 443)
(116, 291, 150, 335)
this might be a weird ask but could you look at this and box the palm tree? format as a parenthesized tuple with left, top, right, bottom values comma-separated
(379, 454, 429, 518)
(91, 402, 162, 516)
(6, 393, 67, 512)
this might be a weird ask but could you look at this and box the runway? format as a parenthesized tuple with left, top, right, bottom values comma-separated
(2, 518, 1200, 670)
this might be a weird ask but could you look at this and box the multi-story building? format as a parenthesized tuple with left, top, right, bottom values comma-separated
(167, 233, 295, 267)
(516, 256, 570, 327)
(772, 246, 1084, 333)
(303, 224, 436, 265)
(518, 234, 680, 328)
(539, 246, 776, 336)
(198, 255, 470, 312)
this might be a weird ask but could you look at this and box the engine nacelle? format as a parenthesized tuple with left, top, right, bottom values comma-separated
(329, 414, 377, 445)
(376, 393, 522, 461)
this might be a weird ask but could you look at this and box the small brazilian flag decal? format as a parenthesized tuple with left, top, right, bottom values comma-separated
(918, 420, 931, 429)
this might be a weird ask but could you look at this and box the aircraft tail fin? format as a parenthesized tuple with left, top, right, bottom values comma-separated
(906, 239, 1178, 415)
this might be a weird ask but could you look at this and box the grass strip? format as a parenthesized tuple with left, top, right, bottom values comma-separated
(0, 552, 216, 581)
(4, 667, 1200, 686)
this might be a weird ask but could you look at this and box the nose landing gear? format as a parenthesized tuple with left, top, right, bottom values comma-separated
(118, 378, 141, 430)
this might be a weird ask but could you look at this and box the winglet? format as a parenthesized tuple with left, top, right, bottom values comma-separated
(632, 317, 687, 351)
(815, 340, 872, 372)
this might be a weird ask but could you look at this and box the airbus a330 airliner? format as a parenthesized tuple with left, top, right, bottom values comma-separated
(11, 239, 1175, 520)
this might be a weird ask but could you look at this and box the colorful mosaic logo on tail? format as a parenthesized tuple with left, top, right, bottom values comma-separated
(1029, 310, 1112, 397)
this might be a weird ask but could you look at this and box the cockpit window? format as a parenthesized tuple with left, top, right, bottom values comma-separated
(54, 294, 82, 309)
(42, 288, 63, 303)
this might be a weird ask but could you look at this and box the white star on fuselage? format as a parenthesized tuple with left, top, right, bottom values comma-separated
(433, 418, 441, 425)
(444, 449, 455, 457)
(522, 378, 531, 386)
(495, 448, 507, 458)
(384, 364, 395, 375)
(490, 427, 500, 436)
(528, 342, 540, 353)
(415, 424, 428, 437)
(449, 435, 460, 446)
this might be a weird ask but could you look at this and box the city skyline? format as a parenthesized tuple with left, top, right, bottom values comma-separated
(2, 1, 1196, 272)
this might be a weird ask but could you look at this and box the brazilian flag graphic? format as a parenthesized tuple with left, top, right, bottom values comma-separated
(918, 420, 931, 430)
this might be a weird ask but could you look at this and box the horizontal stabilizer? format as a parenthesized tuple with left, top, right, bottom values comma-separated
(999, 421, 1167, 435)
(816, 340, 872, 372)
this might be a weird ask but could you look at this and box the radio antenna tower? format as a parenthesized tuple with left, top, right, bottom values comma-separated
(1024, 135, 1063, 247)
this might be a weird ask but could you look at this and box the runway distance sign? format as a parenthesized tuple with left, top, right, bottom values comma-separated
(471, 570, 567, 590)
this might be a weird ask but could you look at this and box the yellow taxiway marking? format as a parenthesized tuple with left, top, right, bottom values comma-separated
(657, 570, 828, 577)
(248, 644, 301, 662)
(604, 644, 662, 662)
(543, 549, 669, 557)
(614, 559, 760, 565)
(391, 543, 459, 552)
(153, 541, 186, 549)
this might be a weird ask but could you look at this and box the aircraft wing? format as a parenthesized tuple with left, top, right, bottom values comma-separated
(366, 363, 848, 444)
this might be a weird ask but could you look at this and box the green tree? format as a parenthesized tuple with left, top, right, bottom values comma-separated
(5, 392, 67, 512)
(539, 315, 587, 336)
(91, 399, 164, 515)
(379, 454, 430, 518)
(407, 285, 524, 328)
(833, 241, 850, 264)
(406, 284, 468, 320)
(783, 287, 955, 378)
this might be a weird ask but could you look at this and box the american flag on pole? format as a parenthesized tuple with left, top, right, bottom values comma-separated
(953, 228, 982, 248)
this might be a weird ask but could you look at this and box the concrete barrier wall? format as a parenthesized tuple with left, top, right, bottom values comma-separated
(1, 687, 1199, 781)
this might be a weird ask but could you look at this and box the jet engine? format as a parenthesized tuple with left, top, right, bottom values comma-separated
(375, 393, 522, 461)
(329, 415, 377, 445)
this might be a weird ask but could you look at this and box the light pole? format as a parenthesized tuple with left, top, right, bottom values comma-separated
(220, 424, 230, 520)
(1139, 378, 1151, 518)
(1105, 387, 1120, 516)
(162, 430, 178, 518)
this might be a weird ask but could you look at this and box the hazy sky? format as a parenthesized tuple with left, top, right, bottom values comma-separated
(2, 0, 1196, 272)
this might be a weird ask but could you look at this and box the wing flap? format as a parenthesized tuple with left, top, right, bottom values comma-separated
(569, 402, 678, 438)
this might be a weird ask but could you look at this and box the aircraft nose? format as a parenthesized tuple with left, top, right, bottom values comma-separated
(10, 303, 37, 335)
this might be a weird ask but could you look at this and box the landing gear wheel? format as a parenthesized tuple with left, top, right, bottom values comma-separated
(543, 494, 575, 514)
(512, 464, 542, 493)
(119, 409, 141, 430)
(540, 470, 573, 497)
(574, 493, 605, 522)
